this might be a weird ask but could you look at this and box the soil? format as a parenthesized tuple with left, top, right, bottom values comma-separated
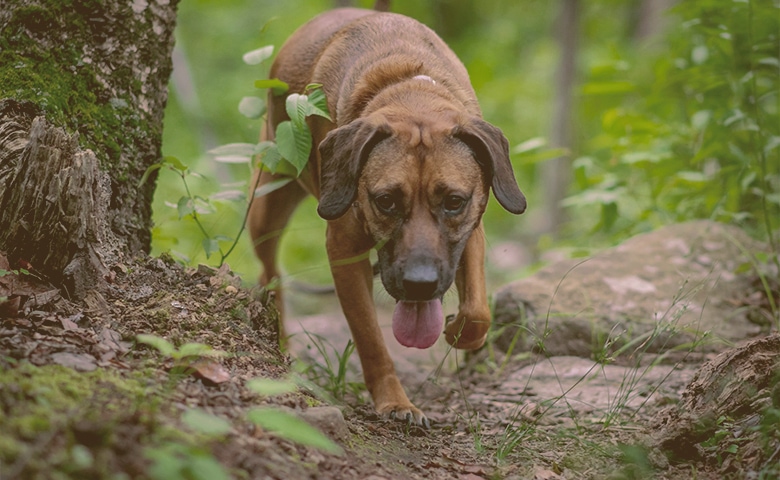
(1, 251, 779, 479)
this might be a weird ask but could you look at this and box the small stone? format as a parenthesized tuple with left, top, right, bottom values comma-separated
(299, 406, 349, 441)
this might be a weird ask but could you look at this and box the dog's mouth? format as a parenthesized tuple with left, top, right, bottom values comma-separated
(392, 299, 443, 349)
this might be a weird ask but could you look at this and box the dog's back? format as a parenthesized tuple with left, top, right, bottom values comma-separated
(270, 9, 479, 125)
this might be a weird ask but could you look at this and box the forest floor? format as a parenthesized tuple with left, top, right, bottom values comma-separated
(1, 252, 778, 479)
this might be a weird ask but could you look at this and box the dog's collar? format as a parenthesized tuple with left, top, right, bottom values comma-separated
(412, 74, 436, 85)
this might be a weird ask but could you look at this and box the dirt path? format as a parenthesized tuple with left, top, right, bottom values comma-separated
(2, 253, 778, 479)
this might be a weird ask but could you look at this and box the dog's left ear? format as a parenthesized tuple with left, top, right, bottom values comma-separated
(317, 119, 391, 220)
(453, 118, 527, 214)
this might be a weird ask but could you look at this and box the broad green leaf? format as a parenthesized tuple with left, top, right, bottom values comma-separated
(676, 171, 708, 183)
(163, 155, 188, 172)
(254, 142, 283, 172)
(248, 407, 343, 454)
(209, 145, 252, 163)
(202, 237, 219, 259)
(188, 455, 230, 480)
(138, 163, 163, 187)
(305, 86, 331, 120)
(691, 110, 711, 130)
(242, 45, 274, 65)
(192, 196, 216, 215)
(136, 334, 176, 357)
(177, 342, 219, 359)
(561, 189, 623, 207)
(210, 190, 245, 202)
(213, 155, 251, 164)
(177, 196, 194, 219)
(275, 120, 311, 175)
(764, 135, 780, 153)
(238, 96, 266, 119)
(208, 143, 256, 156)
(601, 201, 618, 231)
(621, 151, 664, 164)
(511, 137, 546, 154)
(146, 447, 186, 480)
(516, 147, 569, 165)
(255, 78, 289, 96)
(253, 178, 294, 198)
(285, 93, 310, 127)
(246, 377, 297, 396)
(182, 408, 232, 437)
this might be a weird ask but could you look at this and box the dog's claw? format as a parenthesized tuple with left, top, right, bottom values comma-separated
(379, 405, 429, 429)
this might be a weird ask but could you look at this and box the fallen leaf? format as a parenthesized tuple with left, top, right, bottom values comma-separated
(98, 327, 129, 354)
(51, 352, 98, 372)
(533, 467, 563, 480)
(60, 316, 79, 330)
(190, 358, 231, 384)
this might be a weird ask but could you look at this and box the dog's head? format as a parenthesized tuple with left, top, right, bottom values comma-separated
(318, 111, 526, 306)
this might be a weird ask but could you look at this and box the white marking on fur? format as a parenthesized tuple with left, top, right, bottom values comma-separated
(412, 75, 436, 85)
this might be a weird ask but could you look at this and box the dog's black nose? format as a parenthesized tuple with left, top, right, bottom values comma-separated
(403, 260, 439, 301)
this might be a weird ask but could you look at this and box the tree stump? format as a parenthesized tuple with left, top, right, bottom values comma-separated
(0, 0, 179, 300)
(653, 334, 780, 473)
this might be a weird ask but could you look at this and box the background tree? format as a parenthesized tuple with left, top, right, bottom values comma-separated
(0, 0, 179, 299)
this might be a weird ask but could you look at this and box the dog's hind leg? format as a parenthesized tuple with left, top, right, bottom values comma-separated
(248, 169, 308, 332)
(445, 221, 491, 350)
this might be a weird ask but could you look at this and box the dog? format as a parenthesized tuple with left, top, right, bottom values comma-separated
(248, 7, 526, 427)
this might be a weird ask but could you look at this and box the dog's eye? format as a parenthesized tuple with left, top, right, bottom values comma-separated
(374, 194, 398, 215)
(443, 195, 467, 214)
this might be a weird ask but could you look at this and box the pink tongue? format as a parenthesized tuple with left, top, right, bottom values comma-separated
(392, 299, 443, 349)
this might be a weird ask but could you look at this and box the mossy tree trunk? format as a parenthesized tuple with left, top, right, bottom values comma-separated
(0, 0, 178, 299)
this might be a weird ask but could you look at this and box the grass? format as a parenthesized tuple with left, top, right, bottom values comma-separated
(294, 331, 366, 404)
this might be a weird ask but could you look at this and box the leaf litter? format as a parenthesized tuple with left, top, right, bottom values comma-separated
(2, 250, 778, 479)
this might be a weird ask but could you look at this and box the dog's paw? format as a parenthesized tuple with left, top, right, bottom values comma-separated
(444, 313, 489, 350)
(377, 403, 430, 429)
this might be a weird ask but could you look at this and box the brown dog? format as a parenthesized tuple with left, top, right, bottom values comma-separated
(249, 8, 526, 426)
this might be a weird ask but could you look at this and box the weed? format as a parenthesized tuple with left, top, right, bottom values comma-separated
(147, 44, 331, 268)
(295, 331, 365, 403)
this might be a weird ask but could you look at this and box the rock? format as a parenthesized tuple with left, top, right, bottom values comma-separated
(493, 221, 767, 358)
(299, 406, 349, 442)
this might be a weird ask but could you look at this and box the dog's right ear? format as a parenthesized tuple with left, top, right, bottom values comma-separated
(317, 120, 391, 220)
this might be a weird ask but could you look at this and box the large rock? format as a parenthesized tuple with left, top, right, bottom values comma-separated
(493, 221, 768, 357)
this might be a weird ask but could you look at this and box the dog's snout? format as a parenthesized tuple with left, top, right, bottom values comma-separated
(402, 259, 439, 301)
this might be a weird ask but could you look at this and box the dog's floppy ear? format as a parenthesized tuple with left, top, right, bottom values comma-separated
(317, 120, 391, 220)
(453, 118, 527, 215)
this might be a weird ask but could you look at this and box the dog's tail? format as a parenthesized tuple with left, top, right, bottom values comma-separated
(373, 0, 390, 12)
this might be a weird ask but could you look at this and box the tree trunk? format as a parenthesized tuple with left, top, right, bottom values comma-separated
(539, 0, 579, 237)
(0, 0, 178, 299)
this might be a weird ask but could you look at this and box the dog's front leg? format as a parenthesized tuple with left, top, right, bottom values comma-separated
(326, 215, 428, 426)
(445, 221, 491, 350)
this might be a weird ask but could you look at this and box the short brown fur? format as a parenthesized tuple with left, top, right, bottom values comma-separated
(248, 8, 525, 425)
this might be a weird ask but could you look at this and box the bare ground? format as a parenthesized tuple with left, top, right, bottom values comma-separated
(1, 253, 778, 479)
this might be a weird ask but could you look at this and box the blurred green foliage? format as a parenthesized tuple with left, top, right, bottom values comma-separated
(155, 0, 779, 287)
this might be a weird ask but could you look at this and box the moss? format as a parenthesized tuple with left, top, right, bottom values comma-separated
(0, 360, 214, 478)
(0, 1, 154, 172)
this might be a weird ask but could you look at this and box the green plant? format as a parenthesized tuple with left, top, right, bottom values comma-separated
(568, 0, 779, 247)
(135, 333, 226, 381)
(245, 376, 343, 454)
(146, 443, 230, 480)
(147, 44, 331, 267)
(295, 332, 365, 403)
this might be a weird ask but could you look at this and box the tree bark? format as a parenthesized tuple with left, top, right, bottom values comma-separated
(0, 0, 178, 299)
(539, 0, 579, 237)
